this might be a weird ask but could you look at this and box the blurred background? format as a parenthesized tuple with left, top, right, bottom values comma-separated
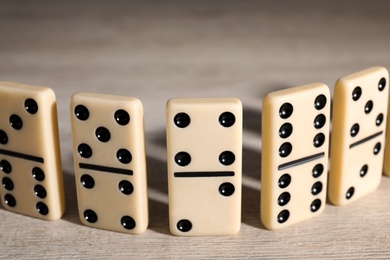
(1, 0, 389, 131)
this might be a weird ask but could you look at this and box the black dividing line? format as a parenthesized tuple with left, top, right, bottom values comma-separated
(79, 163, 133, 175)
(174, 171, 235, 178)
(278, 152, 325, 171)
(0, 148, 44, 163)
(349, 131, 383, 149)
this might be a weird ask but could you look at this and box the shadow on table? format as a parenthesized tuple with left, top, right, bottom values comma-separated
(242, 146, 263, 229)
(243, 105, 262, 135)
(61, 167, 81, 225)
(146, 155, 170, 235)
(241, 106, 264, 229)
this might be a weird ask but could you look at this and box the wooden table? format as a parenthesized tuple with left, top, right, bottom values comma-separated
(1, 1, 390, 258)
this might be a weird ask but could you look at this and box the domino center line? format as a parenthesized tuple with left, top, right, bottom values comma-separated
(278, 152, 325, 171)
(349, 131, 383, 149)
(0, 148, 44, 163)
(174, 171, 235, 178)
(79, 163, 133, 175)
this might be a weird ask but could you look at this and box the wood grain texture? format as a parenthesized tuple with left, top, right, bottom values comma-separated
(1, 0, 390, 258)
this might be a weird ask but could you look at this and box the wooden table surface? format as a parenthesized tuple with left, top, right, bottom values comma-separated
(1, 1, 390, 259)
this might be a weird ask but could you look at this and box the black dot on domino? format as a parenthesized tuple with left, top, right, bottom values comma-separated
(279, 142, 292, 157)
(360, 165, 368, 177)
(24, 98, 38, 114)
(378, 77, 386, 91)
(9, 114, 23, 130)
(36, 202, 49, 215)
(80, 174, 95, 189)
(312, 164, 324, 178)
(310, 199, 321, 212)
(278, 174, 291, 188)
(4, 194, 16, 207)
(175, 152, 191, 166)
(219, 112, 235, 127)
(346, 187, 355, 200)
(0, 130, 8, 144)
(95, 127, 111, 142)
(115, 109, 130, 126)
(279, 123, 293, 139)
(74, 105, 89, 121)
(350, 123, 360, 137)
(364, 100, 373, 114)
(352, 87, 362, 101)
(277, 210, 289, 224)
(177, 219, 192, 232)
(84, 209, 98, 223)
(2, 177, 14, 190)
(0, 160, 12, 174)
(313, 133, 325, 148)
(34, 185, 47, 198)
(219, 182, 235, 196)
(313, 114, 326, 129)
(277, 192, 291, 206)
(32, 167, 45, 181)
(373, 142, 381, 155)
(116, 149, 132, 164)
(376, 114, 384, 126)
(279, 103, 293, 119)
(219, 151, 235, 166)
(78, 143, 93, 158)
(174, 112, 190, 128)
(311, 182, 323, 195)
(119, 180, 134, 195)
(314, 94, 327, 110)
(121, 216, 136, 230)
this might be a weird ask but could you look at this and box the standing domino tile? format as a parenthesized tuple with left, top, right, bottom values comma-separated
(261, 83, 330, 230)
(329, 67, 389, 205)
(166, 98, 242, 236)
(0, 81, 65, 220)
(70, 93, 148, 234)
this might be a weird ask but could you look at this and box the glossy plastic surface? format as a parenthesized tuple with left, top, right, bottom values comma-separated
(166, 98, 242, 236)
(261, 83, 330, 230)
(329, 67, 389, 205)
(0, 81, 65, 220)
(70, 92, 148, 234)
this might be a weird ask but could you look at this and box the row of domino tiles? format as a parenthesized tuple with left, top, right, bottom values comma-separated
(0, 66, 388, 235)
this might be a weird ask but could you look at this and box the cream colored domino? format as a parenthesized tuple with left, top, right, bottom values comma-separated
(166, 98, 242, 236)
(329, 67, 389, 205)
(261, 83, 330, 230)
(70, 93, 148, 234)
(0, 81, 65, 220)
